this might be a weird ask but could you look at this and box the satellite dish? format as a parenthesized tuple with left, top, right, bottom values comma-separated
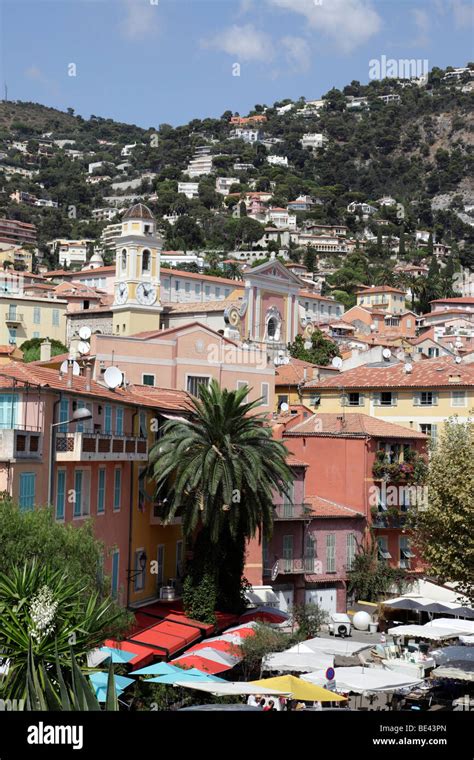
(404, 362, 413, 374)
(280, 402, 289, 413)
(382, 348, 392, 360)
(79, 326, 92, 340)
(77, 341, 90, 356)
(455, 355, 462, 364)
(104, 366, 123, 389)
(60, 360, 80, 376)
(370, 323, 377, 332)
(332, 356, 343, 369)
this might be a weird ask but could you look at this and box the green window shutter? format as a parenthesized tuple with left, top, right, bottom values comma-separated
(56, 471, 66, 519)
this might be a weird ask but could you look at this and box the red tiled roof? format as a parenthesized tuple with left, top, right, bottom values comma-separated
(286, 453, 309, 467)
(305, 495, 365, 518)
(303, 355, 474, 389)
(276, 358, 319, 386)
(430, 297, 474, 305)
(421, 309, 474, 318)
(284, 413, 427, 439)
(0, 345, 22, 356)
(356, 286, 406, 295)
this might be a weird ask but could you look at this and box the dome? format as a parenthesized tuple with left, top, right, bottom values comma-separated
(85, 251, 104, 270)
(123, 203, 154, 221)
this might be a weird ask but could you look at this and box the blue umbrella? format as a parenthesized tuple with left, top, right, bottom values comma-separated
(129, 662, 183, 676)
(147, 672, 226, 685)
(94, 686, 125, 703)
(98, 646, 136, 664)
(89, 671, 135, 701)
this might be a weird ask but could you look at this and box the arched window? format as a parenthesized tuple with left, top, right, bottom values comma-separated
(267, 317, 277, 339)
(142, 249, 151, 273)
(121, 249, 127, 272)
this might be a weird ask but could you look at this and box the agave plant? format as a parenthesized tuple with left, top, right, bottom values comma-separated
(0, 559, 121, 701)
(25, 641, 118, 711)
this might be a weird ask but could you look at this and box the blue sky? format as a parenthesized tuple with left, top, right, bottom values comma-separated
(0, 0, 473, 128)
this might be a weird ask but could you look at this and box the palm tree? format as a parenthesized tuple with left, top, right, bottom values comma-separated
(225, 260, 243, 280)
(148, 381, 293, 616)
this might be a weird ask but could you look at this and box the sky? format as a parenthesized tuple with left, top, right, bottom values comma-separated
(0, 0, 473, 129)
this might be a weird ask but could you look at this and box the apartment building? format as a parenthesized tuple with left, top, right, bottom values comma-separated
(0, 293, 68, 346)
(215, 177, 238, 195)
(266, 156, 288, 167)
(185, 152, 214, 178)
(300, 133, 327, 150)
(46, 239, 94, 268)
(229, 128, 264, 144)
(356, 286, 408, 314)
(177, 182, 200, 199)
(0, 246, 34, 272)
(0, 218, 37, 248)
(92, 208, 120, 222)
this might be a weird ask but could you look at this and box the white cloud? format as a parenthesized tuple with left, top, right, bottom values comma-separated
(411, 8, 430, 47)
(450, 0, 474, 28)
(119, 0, 160, 41)
(281, 36, 311, 72)
(267, 0, 382, 53)
(202, 24, 274, 62)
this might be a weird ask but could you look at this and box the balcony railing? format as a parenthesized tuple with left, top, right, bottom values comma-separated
(264, 557, 318, 576)
(0, 428, 43, 460)
(372, 513, 408, 529)
(274, 503, 313, 520)
(150, 502, 182, 526)
(55, 432, 147, 462)
(5, 311, 24, 324)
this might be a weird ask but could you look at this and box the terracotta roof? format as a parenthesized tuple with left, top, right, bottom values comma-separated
(163, 298, 239, 314)
(298, 290, 338, 302)
(421, 309, 474, 318)
(0, 345, 22, 356)
(46, 266, 115, 277)
(0, 362, 190, 411)
(123, 203, 154, 220)
(430, 297, 474, 305)
(276, 359, 336, 386)
(303, 355, 474, 389)
(305, 495, 365, 518)
(161, 268, 244, 287)
(284, 413, 427, 439)
(409, 328, 436, 345)
(356, 285, 406, 295)
(285, 454, 309, 467)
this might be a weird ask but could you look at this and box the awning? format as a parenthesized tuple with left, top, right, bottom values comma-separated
(174, 681, 286, 696)
(301, 666, 423, 694)
(424, 618, 474, 633)
(239, 606, 290, 624)
(262, 651, 333, 673)
(432, 666, 474, 682)
(169, 654, 233, 675)
(250, 674, 346, 702)
(287, 637, 371, 657)
(387, 625, 463, 641)
(128, 618, 202, 657)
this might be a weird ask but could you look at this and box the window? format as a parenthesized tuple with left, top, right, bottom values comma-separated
(326, 533, 336, 573)
(185, 282, 190, 293)
(237, 380, 248, 401)
(346, 533, 356, 570)
(277, 394, 289, 411)
(348, 392, 363, 407)
(399, 536, 415, 569)
(176, 540, 183, 578)
(304, 533, 315, 571)
(377, 536, 392, 561)
(59, 398, 69, 432)
(8, 327, 16, 345)
(205, 285, 210, 297)
(283, 535, 293, 572)
(114, 468, 122, 511)
(187, 375, 210, 397)
(121, 249, 127, 272)
(138, 468, 146, 512)
(8, 304, 17, 320)
(19, 472, 35, 511)
(139, 411, 147, 438)
(75, 402, 92, 433)
(142, 249, 151, 273)
(142, 374, 155, 386)
(116, 407, 124, 435)
(52, 309, 60, 326)
(104, 405, 112, 434)
(56, 470, 66, 520)
(215, 287, 221, 298)
(417, 391, 437, 406)
(174, 281, 180, 291)
(97, 468, 106, 514)
(420, 423, 438, 444)
(134, 548, 146, 591)
(267, 317, 277, 338)
(261, 383, 269, 406)
(33, 306, 41, 324)
(156, 545, 164, 587)
(111, 550, 120, 598)
(194, 284, 200, 295)
(224, 289, 230, 298)
(74, 471, 83, 517)
(451, 390, 466, 407)
(0, 394, 19, 429)
(375, 391, 396, 406)
(428, 347, 439, 358)
(33, 331, 39, 339)
(73, 469, 90, 517)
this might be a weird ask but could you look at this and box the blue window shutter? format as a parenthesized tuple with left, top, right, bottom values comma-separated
(59, 398, 69, 432)
(0, 394, 19, 429)
(111, 551, 120, 597)
(19, 472, 35, 511)
(104, 405, 112, 434)
(116, 408, 124, 435)
(56, 471, 66, 519)
(98, 469, 106, 513)
(74, 471, 82, 516)
(114, 469, 121, 510)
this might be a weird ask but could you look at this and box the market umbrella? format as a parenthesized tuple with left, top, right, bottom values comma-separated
(147, 671, 225, 685)
(240, 606, 290, 625)
(250, 675, 346, 702)
(98, 646, 136, 664)
(88, 672, 135, 702)
(129, 662, 184, 677)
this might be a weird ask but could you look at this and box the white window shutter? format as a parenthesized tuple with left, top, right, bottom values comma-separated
(373, 392, 380, 406)
(413, 393, 420, 406)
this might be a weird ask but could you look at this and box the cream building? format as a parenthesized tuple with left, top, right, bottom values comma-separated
(0, 293, 68, 346)
(112, 203, 163, 336)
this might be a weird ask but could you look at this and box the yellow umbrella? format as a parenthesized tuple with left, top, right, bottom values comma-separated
(250, 675, 346, 702)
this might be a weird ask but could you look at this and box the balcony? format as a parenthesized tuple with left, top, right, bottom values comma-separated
(0, 428, 43, 460)
(372, 512, 408, 529)
(55, 431, 147, 462)
(264, 557, 318, 576)
(274, 503, 313, 520)
(149, 502, 182, 526)
(5, 311, 24, 324)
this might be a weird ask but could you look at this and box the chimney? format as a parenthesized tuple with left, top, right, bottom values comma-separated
(67, 359, 74, 388)
(84, 363, 92, 392)
(40, 338, 52, 362)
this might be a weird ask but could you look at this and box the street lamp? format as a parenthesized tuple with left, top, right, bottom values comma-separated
(48, 407, 94, 507)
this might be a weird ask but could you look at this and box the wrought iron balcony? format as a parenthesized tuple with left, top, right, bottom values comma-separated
(264, 557, 318, 576)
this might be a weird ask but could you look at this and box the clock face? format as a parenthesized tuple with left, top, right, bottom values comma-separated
(115, 282, 129, 305)
(136, 282, 157, 306)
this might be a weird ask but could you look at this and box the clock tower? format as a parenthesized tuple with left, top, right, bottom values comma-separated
(112, 203, 163, 336)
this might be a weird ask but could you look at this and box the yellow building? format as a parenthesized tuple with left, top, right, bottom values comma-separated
(0, 293, 68, 347)
(112, 203, 163, 337)
(0, 246, 34, 272)
(356, 285, 407, 315)
(128, 394, 188, 607)
(301, 355, 474, 443)
(275, 358, 339, 412)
